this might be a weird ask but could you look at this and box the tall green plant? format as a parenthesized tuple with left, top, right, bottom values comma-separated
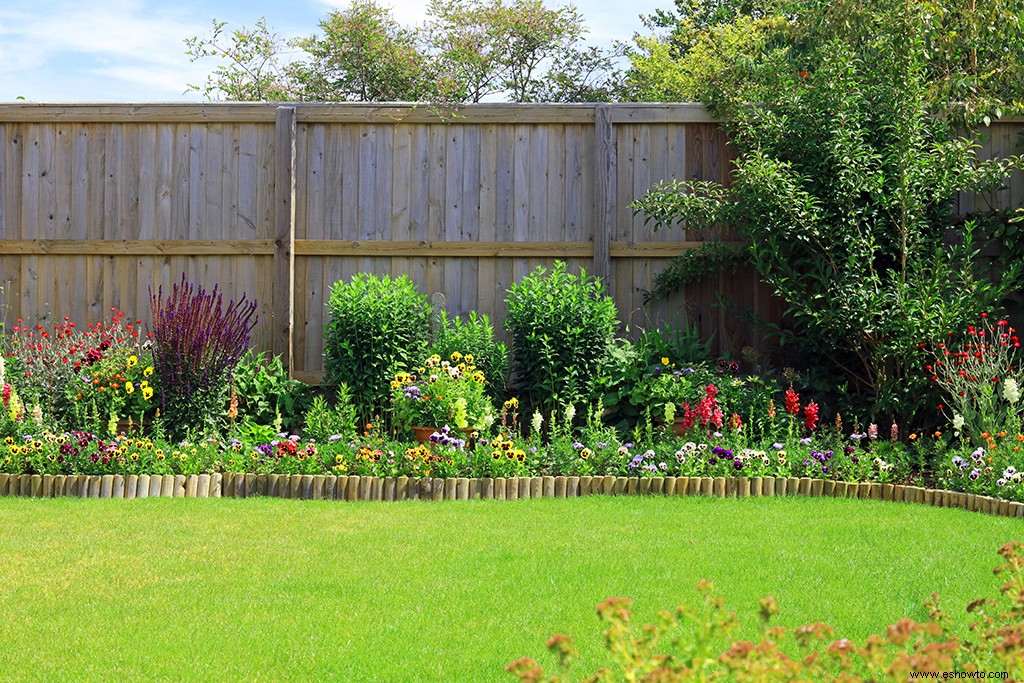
(633, 0, 1023, 423)
(504, 261, 618, 413)
(323, 273, 431, 423)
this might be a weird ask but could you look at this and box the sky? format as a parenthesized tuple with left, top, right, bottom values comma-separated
(0, 0, 668, 102)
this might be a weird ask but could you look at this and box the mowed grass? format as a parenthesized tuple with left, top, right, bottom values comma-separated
(0, 495, 1019, 682)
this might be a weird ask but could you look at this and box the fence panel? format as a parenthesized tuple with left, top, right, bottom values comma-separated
(1, 103, 1020, 383)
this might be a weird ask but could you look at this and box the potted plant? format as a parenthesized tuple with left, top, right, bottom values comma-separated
(390, 352, 494, 440)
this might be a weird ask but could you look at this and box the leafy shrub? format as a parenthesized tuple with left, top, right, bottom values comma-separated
(430, 310, 508, 399)
(150, 275, 258, 440)
(323, 273, 431, 423)
(509, 541, 1024, 682)
(632, 2, 1024, 423)
(230, 350, 312, 433)
(302, 387, 359, 442)
(504, 261, 618, 414)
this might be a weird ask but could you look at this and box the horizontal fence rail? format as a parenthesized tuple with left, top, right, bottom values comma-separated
(1, 103, 1021, 382)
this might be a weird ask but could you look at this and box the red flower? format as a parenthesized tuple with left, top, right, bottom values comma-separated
(784, 387, 800, 415)
(804, 401, 819, 431)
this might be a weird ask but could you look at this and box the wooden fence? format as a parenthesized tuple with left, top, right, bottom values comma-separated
(0, 103, 1021, 383)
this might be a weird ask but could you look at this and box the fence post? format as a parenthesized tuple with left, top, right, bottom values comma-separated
(594, 104, 616, 292)
(274, 105, 297, 374)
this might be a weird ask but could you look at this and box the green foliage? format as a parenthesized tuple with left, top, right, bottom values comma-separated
(294, 1, 427, 102)
(505, 262, 618, 414)
(625, 0, 1024, 123)
(184, 17, 297, 101)
(230, 350, 312, 434)
(632, 0, 1024, 422)
(645, 241, 749, 301)
(323, 272, 431, 423)
(596, 320, 714, 426)
(183, 0, 621, 104)
(302, 390, 359, 442)
(430, 310, 508, 398)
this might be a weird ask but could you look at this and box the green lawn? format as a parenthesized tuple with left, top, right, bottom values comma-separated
(0, 496, 1018, 681)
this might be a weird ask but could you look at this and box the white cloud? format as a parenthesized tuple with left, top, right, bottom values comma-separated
(0, 0, 210, 100)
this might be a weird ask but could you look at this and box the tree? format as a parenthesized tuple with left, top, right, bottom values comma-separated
(185, 18, 298, 101)
(625, 0, 1024, 122)
(292, 1, 429, 102)
(632, 0, 1023, 421)
(184, 0, 620, 104)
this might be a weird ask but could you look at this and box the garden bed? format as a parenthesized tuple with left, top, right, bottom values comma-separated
(1, 472, 1020, 518)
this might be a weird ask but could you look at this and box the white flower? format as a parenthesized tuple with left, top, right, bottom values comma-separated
(1003, 378, 1020, 404)
(30, 403, 43, 426)
(563, 404, 576, 424)
(531, 410, 544, 434)
(952, 413, 965, 436)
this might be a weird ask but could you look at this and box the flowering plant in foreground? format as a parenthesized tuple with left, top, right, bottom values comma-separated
(150, 275, 258, 440)
(66, 347, 158, 434)
(928, 312, 1024, 446)
(508, 542, 1024, 682)
(3, 309, 152, 426)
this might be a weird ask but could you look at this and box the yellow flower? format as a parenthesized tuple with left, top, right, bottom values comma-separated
(143, 366, 153, 377)
(127, 355, 138, 368)
(661, 357, 670, 366)
(908, 433, 917, 440)
(142, 387, 154, 400)
(125, 382, 134, 394)
(451, 351, 463, 362)
(464, 354, 474, 364)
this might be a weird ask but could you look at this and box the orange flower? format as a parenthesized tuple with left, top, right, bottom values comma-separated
(1017, 434, 1024, 442)
(932, 431, 942, 438)
(998, 431, 1007, 438)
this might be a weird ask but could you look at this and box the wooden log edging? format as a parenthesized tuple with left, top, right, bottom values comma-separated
(0, 474, 1020, 518)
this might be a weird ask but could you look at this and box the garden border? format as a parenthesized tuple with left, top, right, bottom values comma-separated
(0, 473, 1019, 518)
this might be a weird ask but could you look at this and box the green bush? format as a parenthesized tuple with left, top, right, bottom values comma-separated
(230, 350, 311, 434)
(430, 310, 509, 399)
(504, 261, 618, 414)
(323, 273, 431, 423)
(302, 388, 358, 442)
